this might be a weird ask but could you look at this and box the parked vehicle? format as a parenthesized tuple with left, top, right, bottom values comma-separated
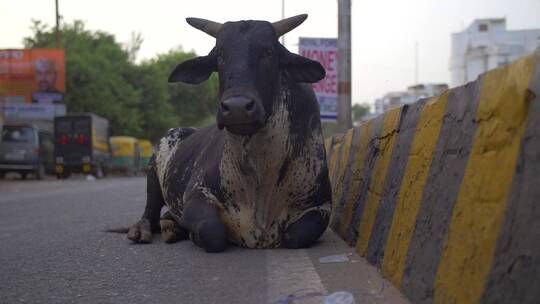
(54, 113, 110, 179)
(110, 136, 140, 175)
(137, 139, 152, 171)
(0, 122, 54, 179)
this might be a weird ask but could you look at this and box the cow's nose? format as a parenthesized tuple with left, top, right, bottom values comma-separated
(220, 96, 256, 120)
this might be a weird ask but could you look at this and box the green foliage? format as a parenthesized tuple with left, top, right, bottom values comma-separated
(352, 103, 371, 122)
(140, 49, 219, 128)
(23, 20, 219, 142)
(322, 122, 339, 139)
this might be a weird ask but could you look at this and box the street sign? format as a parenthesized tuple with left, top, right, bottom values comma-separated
(299, 38, 338, 122)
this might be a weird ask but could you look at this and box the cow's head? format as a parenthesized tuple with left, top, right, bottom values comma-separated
(168, 14, 325, 135)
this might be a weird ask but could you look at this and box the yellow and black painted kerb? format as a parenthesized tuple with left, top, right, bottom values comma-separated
(328, 137, 344, 198)
(481, 49, 540, 304)
(334, 119, 374, 240)
(332, 128, 355, 209)
(329, 128, 357, 228)
(398, 78, 481, 303)
(340, 112, 392, 245)
(365, 97, 428, 267)
(326, 51, 540, 304)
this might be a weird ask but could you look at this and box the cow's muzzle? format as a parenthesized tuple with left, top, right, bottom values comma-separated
(217, 96, 265, 135)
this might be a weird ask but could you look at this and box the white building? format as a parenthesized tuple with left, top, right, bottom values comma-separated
(450, 18, 540, 87)
(373, 83, 448, 115)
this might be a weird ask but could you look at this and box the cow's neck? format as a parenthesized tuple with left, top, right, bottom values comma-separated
(220, 86, 295, 231)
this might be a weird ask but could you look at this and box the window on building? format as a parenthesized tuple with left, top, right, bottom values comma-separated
(479, 24, 488, 32)
(498, 57, 510, 67)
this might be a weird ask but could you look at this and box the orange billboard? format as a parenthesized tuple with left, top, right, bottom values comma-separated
(0, 49, 65, 104)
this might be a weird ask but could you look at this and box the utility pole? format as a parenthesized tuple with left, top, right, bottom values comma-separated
(55, 0, 60, 48)
(281, 0, 285, 45)
(415, 41, 419, 84)
(337, 0, 352, 132)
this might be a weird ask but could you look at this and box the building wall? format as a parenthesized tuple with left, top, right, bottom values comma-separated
(450, 18, 540, 87)
(373, 84, 448, 115)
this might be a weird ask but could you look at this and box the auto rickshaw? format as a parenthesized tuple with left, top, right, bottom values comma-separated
(110, 136, 140, 175)
(137, 139, 152, 171)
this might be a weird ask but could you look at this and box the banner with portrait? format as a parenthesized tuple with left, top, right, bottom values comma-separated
(0, 49, 65, 104)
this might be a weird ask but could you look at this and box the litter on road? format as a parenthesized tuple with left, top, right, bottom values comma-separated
(318, 253, 352, 264)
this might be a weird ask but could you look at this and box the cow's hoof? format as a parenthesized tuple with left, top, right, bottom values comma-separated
(160, 218, 189, 243)
(191, 219, 226, 253)
(127, 218, 153, 244)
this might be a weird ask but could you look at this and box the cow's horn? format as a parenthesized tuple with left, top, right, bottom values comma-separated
(186, 17, 222, 38)
(272, 14, 308, 37)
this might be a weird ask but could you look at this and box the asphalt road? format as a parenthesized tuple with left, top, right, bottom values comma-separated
(0, 176, 409, 304)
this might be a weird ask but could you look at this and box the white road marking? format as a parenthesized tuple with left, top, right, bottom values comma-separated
(266, 249, 327, 304)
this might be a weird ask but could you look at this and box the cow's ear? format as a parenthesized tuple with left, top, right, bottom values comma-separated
(168, 50, 217, 84)
(280, 49, 325, 83)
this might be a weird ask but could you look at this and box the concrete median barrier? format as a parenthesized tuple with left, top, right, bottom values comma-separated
(327, 50, 540, 304)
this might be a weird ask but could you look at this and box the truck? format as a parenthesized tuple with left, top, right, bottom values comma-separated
(54, 113, 110, 179)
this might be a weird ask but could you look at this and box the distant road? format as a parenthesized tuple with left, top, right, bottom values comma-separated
(0, 176, 408, 304)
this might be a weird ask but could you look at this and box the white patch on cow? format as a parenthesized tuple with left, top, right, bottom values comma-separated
(154, 128, 190, 200)
(218, 90, 331, 248)
(156, 137, 175, 188)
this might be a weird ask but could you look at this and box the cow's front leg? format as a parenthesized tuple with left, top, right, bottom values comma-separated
(282, 210, 329, 249)
(180, 193, 227, 253)
(127, 165, 163, 243)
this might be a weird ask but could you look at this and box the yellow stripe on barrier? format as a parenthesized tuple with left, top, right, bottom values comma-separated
(332, 128, 355, 211)
(356, 107, 402, 256)
(324, 138, 333, 158)
(382, 93, 449, 286)
(338, 120, 374, 237)
(328, 141, 342, 189)
(434, 55, 536, 304)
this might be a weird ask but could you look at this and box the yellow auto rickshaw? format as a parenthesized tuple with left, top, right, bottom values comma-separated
(137, 139, 153, 171)
(110, 136, 140, 175)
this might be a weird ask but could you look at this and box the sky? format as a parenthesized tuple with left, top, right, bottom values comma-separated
(2, 0, 540, 106)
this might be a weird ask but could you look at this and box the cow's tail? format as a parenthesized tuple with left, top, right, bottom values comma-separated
(104, 227, 130, 234)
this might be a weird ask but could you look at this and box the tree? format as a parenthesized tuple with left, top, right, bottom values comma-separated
(24, 20, 142, 137)
(23, 20, 219, 142)
(352, 103, 371, 122)
(125, 31, 144, 63)
(149, 49, 219, 127)
(126, 62, 179, 142)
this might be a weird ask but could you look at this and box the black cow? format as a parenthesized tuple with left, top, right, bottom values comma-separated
(126, 14, 332, 252)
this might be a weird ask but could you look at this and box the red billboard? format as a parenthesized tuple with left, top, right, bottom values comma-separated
(0, 49, 65, 104)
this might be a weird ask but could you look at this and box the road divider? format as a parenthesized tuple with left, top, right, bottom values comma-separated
(326, 50, 540, 304)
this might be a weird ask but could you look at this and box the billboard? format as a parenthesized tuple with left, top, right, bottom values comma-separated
(299, 38, 337, 122)
(2, 101, 66, 120)
(0, 49, 65, 104)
